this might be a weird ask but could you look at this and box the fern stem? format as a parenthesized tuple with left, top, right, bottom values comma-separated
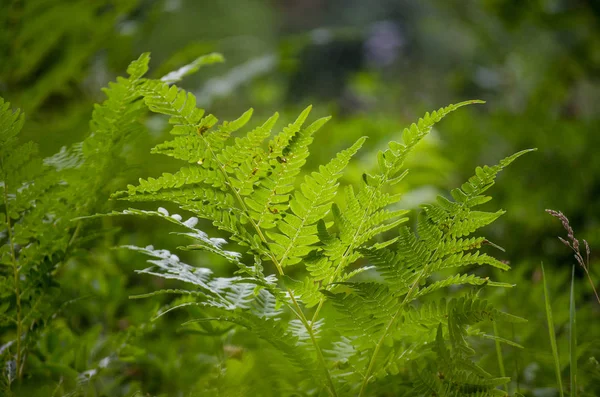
(311, 183, 382, 325)
(205, 143, 339, 397)
(358, 251, 435, 397)
(144, 89, 338, 394)
(288, 293, 339, 397)
(513, 323, 521, 394)
(2, 179, 23, 380)
(358, 307, 401, 396)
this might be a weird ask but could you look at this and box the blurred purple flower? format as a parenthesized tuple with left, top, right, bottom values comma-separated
(364, 21, 404, 68)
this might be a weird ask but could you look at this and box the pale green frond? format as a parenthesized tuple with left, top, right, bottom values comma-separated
(95, 207, 242, 263)
(251, 289, 284, 319)
(376, 100, 484, 179)
(324, 283, 398, 351)
(271, 137, 366, 267)
(124, 244, 221, 294)
(434, 251, 510, 272)
(413, 274, 510, 300)
(248, 110, 330, 229)
(452, 149, 536, 205)
(160, 52, 224, 84)
(202, 309, 320, 377)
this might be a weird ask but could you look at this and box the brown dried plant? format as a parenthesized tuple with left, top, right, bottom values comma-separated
(546, 209, 600, 304)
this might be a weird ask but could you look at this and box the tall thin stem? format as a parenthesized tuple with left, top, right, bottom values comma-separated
(311, 174, 387, 325)
(358, 258, 433, 396)
(3, 177, 22, 380)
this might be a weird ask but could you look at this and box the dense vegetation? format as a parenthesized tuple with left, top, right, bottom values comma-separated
(1, 1, 599, 396)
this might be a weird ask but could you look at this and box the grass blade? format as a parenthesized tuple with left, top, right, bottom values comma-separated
(569, 265, 577, 397)
(493, 320, 507, 392)
(541, 262, 564, 397)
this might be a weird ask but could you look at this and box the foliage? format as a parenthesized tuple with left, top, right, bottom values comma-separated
(78, 55, 534, 396)
(0, 52, 155, 393)
(1, 2, 599, 395)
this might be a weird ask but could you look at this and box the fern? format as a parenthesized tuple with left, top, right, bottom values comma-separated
(326, 148, 532, 396)
(101, 53, 534, 396)
(0, 0, 138, 113)
(0, 53, 155, 389)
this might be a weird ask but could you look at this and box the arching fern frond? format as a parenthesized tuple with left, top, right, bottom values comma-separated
(103, 59, 533, 397)
(269, 136, 367, 268)
(323, 149, 532, 396)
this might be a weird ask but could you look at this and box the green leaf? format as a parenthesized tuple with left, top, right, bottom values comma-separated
(542, 263, 565, 397)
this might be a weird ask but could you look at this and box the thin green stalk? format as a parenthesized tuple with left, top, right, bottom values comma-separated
(311, 170, 390, 325)
(2, 177, 23, 381)
(493, 321, 507, 392)
(512, 323, 521, 394)
(569, 265, 577, 397)
(541, 263, 564, 397)
(358, 257, 435, 397)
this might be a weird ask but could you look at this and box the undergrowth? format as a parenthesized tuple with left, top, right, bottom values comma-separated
(77, 53, 533, 396)
(17, 51, 600, 396)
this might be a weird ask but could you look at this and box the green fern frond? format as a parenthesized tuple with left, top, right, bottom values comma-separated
(160, 52, 224, 84)
(413, 274, 508, 300)
(452, 149, 535, 205)
(105, 73, 533, 396)
(307, 102, 487, 325)
(95, 207, 242, 263)
(248, 108, 329, 229)
(375, 100, 484, 180)
(268, 136, 367, 267)
(324, 283, 398, 350)
(212, 310, 320, 378)
(84, 53, 149, 160)
(220, 113, 279, 195)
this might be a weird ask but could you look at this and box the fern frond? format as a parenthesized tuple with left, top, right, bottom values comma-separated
(220, 113, 279, 195)
(376, 100, 484, 180)
(324, 283, 398, 350)
(251, 288, 284, 319)
(247, 107, 329, 229)
(413, 274, 499, 299)
(161, 53, 224, 84)
(211, 310, 320, 377)
(84, 53, 149, 160)
(312, 102, 486, 320)
(269, 137, 367, 267)
(110, 85, 533, 397)
(452, 149, 535, 205)
(95, 207, 243, 263)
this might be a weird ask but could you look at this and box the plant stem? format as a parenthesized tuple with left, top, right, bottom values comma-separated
(569, 265, 577, 397)
(3, 179, 22, 380)
(207, 144, 339, 397)
(541, 263, 564, 397)
(582, 268, 600, 305)
(493, 321, 507, 392)
(311, 178, 384, 325)
(512, 323, 521, 394)
(358, 259, 433, 396)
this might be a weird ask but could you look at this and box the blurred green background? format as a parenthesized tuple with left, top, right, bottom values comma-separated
(1, 0, 599, 395)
